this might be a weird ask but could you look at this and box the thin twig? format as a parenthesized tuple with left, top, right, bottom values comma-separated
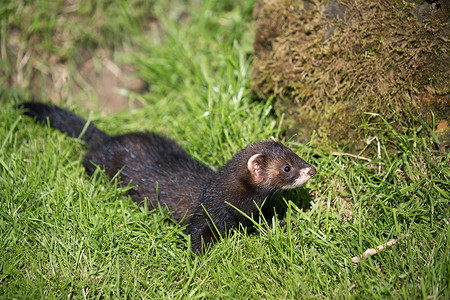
(16, 48, 32, 85)
(352, 234, 410, 263)
(331, 152, 372, 162)
(367, 136, 381, 173)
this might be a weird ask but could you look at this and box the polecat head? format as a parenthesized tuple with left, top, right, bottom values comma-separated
(246, 137, 316, 191)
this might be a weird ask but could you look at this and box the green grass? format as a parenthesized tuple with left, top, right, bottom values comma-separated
(1, 0, 449, 298)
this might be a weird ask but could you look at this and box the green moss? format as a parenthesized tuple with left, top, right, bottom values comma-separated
(252, 0, 450, 150)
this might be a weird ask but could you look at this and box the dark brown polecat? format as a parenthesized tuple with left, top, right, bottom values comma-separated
(19, 102, 316, 254)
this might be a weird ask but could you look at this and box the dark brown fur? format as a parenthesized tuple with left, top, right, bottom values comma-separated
(19, 102, 316, 254)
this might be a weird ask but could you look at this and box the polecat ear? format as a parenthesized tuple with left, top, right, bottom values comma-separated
(270, 136, 277, 142)
(247, 154, 265, 182)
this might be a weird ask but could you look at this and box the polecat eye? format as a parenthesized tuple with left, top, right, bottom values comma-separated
(283, 166, 291, 172)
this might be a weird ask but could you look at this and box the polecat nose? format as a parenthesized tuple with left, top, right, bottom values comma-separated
(307, 166, 316, 177)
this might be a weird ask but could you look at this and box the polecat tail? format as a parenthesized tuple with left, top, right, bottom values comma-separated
(19, 102, 110, 147)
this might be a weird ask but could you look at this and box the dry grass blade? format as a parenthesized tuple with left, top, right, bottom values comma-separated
(331, 152, 372, 162)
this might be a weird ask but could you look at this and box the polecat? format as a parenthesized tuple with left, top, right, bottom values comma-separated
(19, 102, 316, 254)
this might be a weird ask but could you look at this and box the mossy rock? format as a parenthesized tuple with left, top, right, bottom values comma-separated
(252, 0, 449, 150)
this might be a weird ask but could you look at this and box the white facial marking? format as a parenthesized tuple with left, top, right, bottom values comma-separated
(282, 167, 314, 190)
